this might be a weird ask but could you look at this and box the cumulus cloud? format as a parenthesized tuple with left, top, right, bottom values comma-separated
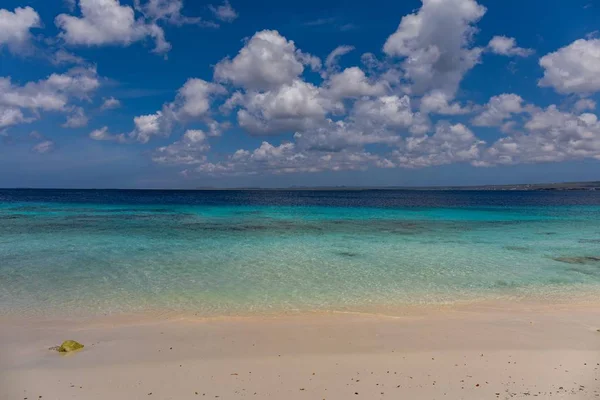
(294, 119, 400, 153)
(324, 67, 388, 101)
(206, 119, 231, 136)
(351, 95, 415, 129)
(184, 122, 485, 175)
(134, 0, 204, 25)
(477, 106, 600, 166)
(0, 78, 62, 113)
(56, 0, 171, 55)
(538, 38, 600, 94)
(420, 91, 471, 115)
(175, 79, 227, 119)
(51, 49, 87, 66)
(233, 80, 329, 135)
(0, 7, 41, 53)
(392, 122, 484, 167)
(152, 129, 210, 164)
(213, 30, 336, 136)
(193, 141, 382, 176)
(487, 36, 533, 57)
(324, 45, 355, 74)
(383, 0, 486, 97)
(214, 30, 320, 90)
(574, 98, 596, 113)
(129, 79, 225, 142)
(170, 92, 425, 175)
(209, 1, 238, 23)
(89, 126, 128, 143)
(70, 1, 599, 177)
(0, 67, 100, 129)
(100, 97, 121, 110)
(0, 107, 29, 128)
(471, 93, 525, 126)
(31, 140, 55, 154)
(129, 111, 170, 143)
(62, 106, 89, 128)
(97, 78, 225, 144)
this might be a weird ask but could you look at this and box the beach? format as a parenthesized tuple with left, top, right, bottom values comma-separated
(3, 0, 600, 393)
(2, 301, 600, 399)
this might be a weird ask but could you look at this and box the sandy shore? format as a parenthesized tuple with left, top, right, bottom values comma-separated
(2, 301, 600, 400)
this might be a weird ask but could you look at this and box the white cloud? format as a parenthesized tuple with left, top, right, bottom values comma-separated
(393, 122, 484, 167)
(324, 45, 355, 74)
(32, 140, 55, 154)
(152, 129, 210, 164)
(89, 126, 128, 143)
(175, 78, 227, 119)
(0, 78, 64, 111)
(164, 92, 424, 174)
(0, 107, 28, 128)
(471, 93, 525, 126)
(324, 67, 388, 100)
(214, 30, 320, 90)
(131, 111, 170, 143)
(478, 106, 600, 166)
(0, 67, 100, 129)
(100, 97, 121, 110)
(56, 0, 171, 55)
(294, 119, 400, 152)
(0, 7, 41, 53)
(0, 68, 99, 112)
(351, 95, 415, 129)
(137, 0, 221, 27)
(111, 78, 225, 143)
(487, 36, 533, 57)
(51, 49, 87, 66)
(234, 80, 329, 135)
(206, 119, 231, 136)
(134, 0, 203, 25)
(538, 38, 600, 94)
(213, 30, 336, 136)
(574, 98, 596, 112)
(383, 0, 486, 97)
(62, 106, 89, 128)
(209, 1, 238, 23)
(130, 79, 225, 142)
(194, 141, 382, 175)
(44, 67, 101, 99)
(85, 7, 598, 176)
(420, 90, 471, 115)
(187, 120, 484, 176)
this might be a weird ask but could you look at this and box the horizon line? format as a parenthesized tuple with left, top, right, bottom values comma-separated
(1, 180, 599, 191)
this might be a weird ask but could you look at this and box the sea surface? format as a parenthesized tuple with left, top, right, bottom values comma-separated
(1, 189, 600, 317)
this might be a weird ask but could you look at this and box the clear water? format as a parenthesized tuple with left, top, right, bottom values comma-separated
(1, 189, 600, 317)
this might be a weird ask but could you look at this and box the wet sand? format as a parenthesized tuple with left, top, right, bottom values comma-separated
(1, 301, 600, 399)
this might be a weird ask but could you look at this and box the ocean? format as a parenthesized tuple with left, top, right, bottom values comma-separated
(1, 189, 600, 317)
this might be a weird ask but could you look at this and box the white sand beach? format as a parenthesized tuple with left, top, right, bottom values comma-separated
(2, 301, 600, 400)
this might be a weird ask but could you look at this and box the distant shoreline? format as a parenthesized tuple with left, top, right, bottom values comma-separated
(2, 180, 600, 191)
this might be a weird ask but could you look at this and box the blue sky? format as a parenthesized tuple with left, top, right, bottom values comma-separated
(0, 0, 599, 188)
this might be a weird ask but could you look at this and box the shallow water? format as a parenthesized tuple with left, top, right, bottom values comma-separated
(1, 189, 600, 317)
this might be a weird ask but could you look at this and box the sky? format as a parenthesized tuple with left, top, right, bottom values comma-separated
(0, 0, 599, 188)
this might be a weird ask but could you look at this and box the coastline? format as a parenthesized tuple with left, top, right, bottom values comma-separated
(3, 300, 600, 399)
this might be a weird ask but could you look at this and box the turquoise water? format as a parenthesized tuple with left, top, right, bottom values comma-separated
(1, 189, 600, 317)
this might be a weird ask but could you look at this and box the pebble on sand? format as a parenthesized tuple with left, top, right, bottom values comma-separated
(55, 340, 84, 353)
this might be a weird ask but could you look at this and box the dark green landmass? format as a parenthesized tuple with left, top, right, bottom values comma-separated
(195, 181, 600, 191)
